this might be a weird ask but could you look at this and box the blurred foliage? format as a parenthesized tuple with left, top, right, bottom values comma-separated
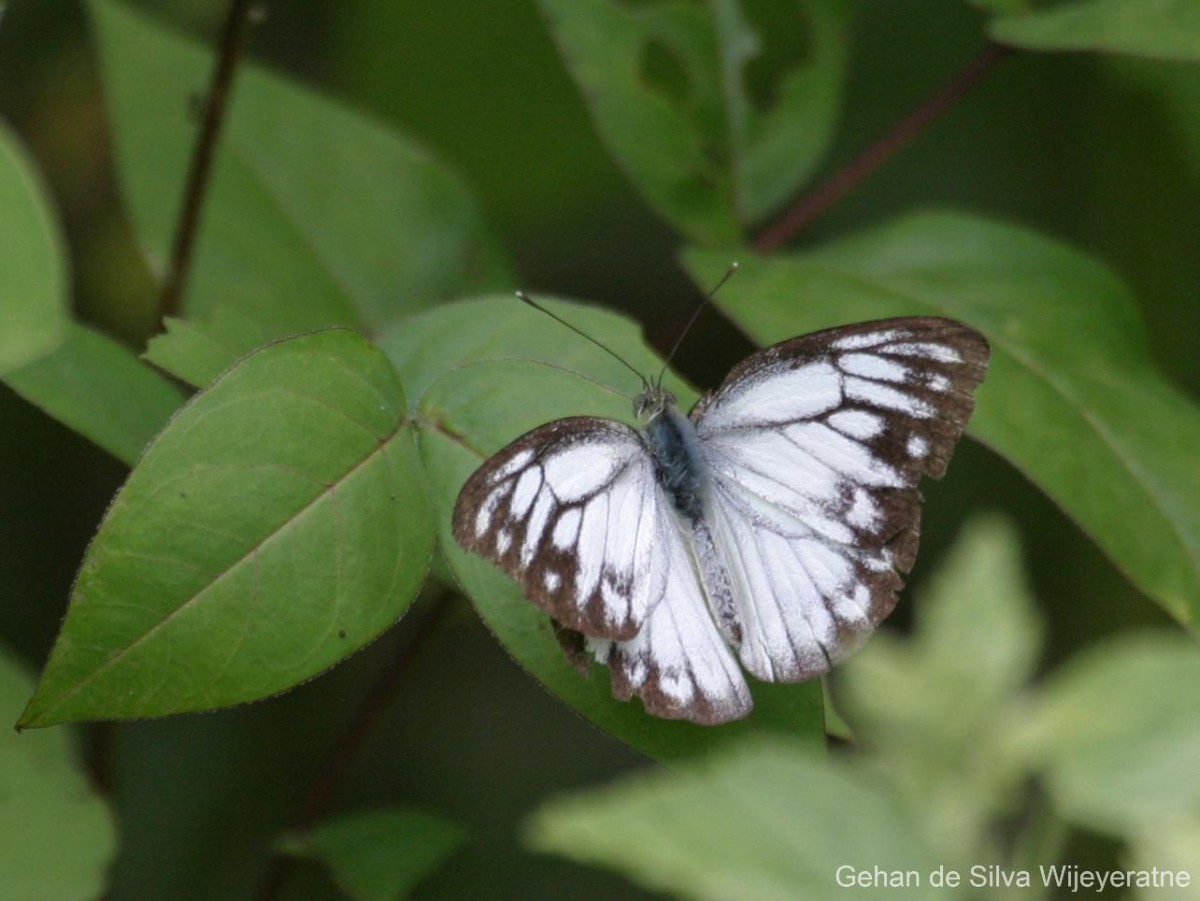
(0, 0, 1198, 898)
(529, 520, 1200, 901)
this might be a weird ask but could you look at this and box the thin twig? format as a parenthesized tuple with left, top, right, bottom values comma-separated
(157, 0, 259, 321)
(254, 591, 457, 901)
(752, 43, 1014, 253)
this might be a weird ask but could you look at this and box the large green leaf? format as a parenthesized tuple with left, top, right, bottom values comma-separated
(379, 297, 825, 759)
(991, 0, 1200, 64)
(6, 321, 184, 466)
(1021, 634, 1200, 836)
(0, 647, 117, 899)
(685, 211, 1200, 630)
(20, 330, 432, 727)
(90, 0, 510, 338)
(837, 516, 1041, 866)
(278, 808, 465, 901)
(527, 739, 944, 901)
(0, 120, 68, 374)
(536, 0, 850, 244)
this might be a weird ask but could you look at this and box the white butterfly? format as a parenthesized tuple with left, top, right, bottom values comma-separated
(453, 317, 989, 725)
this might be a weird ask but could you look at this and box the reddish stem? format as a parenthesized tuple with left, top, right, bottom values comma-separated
(752, 43, 1014, 253)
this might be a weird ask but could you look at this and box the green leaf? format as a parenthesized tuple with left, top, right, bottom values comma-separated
(991, 0, 1200, 64)
(144, 303, 285, 389)
(836, 516, 1040, 864)
(536, 0, 850, 244)
(0, 647, 117, 899)
(6, 321, 184, 466)
(0, 120, 69, 374)
(380, 297, 825, 759)
(278, 808, 465, 901)
(1022, 634, 1200, 836)
(685, 211, 1200, 631)
(20, 330, 432, 727)
(90, 0, 510, 340)
(527, 739, 945, 901)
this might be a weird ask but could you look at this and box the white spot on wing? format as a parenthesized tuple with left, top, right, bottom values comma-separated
(907, 434, 930, 458)
(510, 468, 541, 518)
(544, 570, 560, 592)
(830, 330, 900, 351)
(845, 377, 932, 418)
(888, 342, 962, 363)
(840, 353, 909, 383)
(827, 409, 884, 440)
(521, 493, 554, 566)
(846, 488, 878, 530)
(541, 444, 627, 502)
(494, 448, 534, 480)
(476, 487, 505, 536)
(552, 507, 581, 549)
(703, 360, 842, 431)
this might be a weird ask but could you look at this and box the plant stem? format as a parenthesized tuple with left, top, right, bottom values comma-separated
(157, 0, 259, 322)
(752, 43, 1013, 253)
(254, 590, 457, 901)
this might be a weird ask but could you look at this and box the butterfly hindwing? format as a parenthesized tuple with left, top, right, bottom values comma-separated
(692, 317, 989, 682)
(587, 500, 752, 725)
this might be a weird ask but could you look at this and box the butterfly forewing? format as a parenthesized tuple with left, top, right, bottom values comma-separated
(692, 317, 989, 682)
(452, 417, 664, 641)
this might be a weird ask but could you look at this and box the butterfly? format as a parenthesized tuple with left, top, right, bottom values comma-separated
(452, 315, 989, 725)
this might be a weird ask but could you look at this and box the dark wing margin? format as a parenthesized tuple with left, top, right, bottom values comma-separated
(452, 417, 660, 641)
(692, 317, 989, 681)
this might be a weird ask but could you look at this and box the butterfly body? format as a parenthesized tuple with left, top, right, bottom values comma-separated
(453, 316, 989, 725)
(638, 387, 708, 523)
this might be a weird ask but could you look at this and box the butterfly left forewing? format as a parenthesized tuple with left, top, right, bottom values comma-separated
(693, 317, 989, 681)
(453, 417, 667, 641)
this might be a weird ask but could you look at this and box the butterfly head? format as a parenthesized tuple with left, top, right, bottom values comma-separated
(634, 384, 676, 424)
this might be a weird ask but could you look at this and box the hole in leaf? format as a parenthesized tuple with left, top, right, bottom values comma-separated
(741, 0, 814, 111)
(639, 37, 692, 107)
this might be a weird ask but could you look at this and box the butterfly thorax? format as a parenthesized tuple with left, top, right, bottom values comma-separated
(635, 386, 707, 522)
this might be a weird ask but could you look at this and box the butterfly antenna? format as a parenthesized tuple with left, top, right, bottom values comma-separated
(656, 261, 739, 386)
(515, 291, 648, 388)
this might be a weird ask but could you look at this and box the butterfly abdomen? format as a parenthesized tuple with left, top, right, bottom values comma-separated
(642, 402, 708, 522)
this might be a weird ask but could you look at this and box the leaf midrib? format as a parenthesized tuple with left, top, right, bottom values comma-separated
(31, 419, 408, 721)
